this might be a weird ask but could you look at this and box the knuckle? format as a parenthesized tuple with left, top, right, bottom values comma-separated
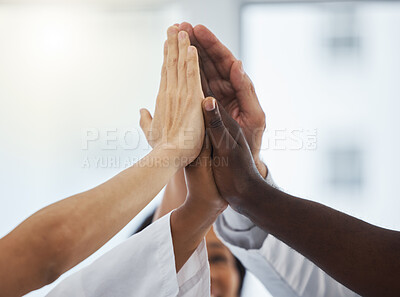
(187, 52, 196, 62)
(209, 117, 224, 129)
(178, 61, 186, 71)
(187, 69, 196, 78)
(167, 57, 178, 67)
(247, 81, 256, 94)
(255, 111, 266, 128)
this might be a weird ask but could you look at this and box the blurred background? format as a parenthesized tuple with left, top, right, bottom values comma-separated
(0, 0, 399, 296)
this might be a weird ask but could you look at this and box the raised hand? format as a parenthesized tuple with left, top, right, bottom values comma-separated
(184, 130, 227, 214)
(201, 99, 400, 297)
(200, 97, 264, 211)
(178, 23, 267, 176)
(140, 26, 205, 166)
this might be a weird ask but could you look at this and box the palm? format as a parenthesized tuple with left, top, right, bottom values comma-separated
(201, 60, 264, 156)
(207, 76, 242, 123)
(176, 23, 264, 155)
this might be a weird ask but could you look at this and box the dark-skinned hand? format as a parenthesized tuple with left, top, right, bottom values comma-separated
(201, 97, 265, 212)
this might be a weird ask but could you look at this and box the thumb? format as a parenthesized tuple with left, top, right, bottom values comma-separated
(139, 108, 152, 135)
(202, 97, 234, 154)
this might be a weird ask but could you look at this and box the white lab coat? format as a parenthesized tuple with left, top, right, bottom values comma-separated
(47, 212, 210, 297)
(214, 173, 360, 297)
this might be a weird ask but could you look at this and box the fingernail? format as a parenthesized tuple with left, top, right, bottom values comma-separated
(188, 46, 196, 54)
(178, 31, 186, 41)
(204, 98, 216, 111)
(167, 26, 177, 35)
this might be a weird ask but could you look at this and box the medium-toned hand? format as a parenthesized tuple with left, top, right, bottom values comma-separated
(184, 129, 227, 214)
(178, 23, 266, 176)
(140, 26, 205, 166)
(200, 97, 264, 211)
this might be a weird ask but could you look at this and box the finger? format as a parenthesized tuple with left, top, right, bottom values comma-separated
(154, 41, 168, 120)
(166, 26, 179, 94)
(202, 97, 236, 154)
(186, 46, 203, 99)
(179, 22, 198, 47)
(199, 63, 213, 97)
(179, 22, 216, 94)
(178, 31, 190, 97)
(230, 60, 265, 120)
(181, 22, 220, 80)
(202, 133, 212, 159)
(193, 24, 236, 79)
(197, 46, 222, 82)
(216, 101, 249, 149)
(230, 60, 255, 102)
(158, 40, 168, 94)
(139, 108, 153, 135)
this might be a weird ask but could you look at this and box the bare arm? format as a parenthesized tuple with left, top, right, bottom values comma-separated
(243, 182, 400, 297)
(202, 98, 400, 297)
(0, 147, 182, 297)
(0, 25, 205, 297)
(154, 169, 186, 221)
(171, 134, 227, 271)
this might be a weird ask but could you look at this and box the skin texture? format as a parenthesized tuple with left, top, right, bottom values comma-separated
(202, 97, 400, 297)
(153, 166, 241, 297)
(206, 229, 240, 297)
(140, 27, 205, 166)
(0, 26, 205, 297)
(140, 26, 228, 272)
(170, 134, 227, 271)
(153, 23, 269, 296)
(178, 22, 267, 178)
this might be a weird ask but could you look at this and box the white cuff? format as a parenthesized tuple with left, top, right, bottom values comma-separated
(213, 169, 276, 250)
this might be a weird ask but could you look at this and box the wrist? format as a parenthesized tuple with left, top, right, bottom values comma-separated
(187, 194, 226, 215)
(229, 174, 268, 215)
(150, 144, 186, 170)
(179, 197, 224, 229)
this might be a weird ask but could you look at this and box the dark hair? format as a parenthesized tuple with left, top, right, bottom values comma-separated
(132, 209, 246, 296)
(234, 255, 246, 294)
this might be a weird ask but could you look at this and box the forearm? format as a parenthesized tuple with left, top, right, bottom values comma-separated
(170, 198, 223, 272)
(240, 180, 400, 296)
(154, 169, 187, 221)
(0, 147, 180, 296)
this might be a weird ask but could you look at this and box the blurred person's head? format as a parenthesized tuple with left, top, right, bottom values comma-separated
(206, 227, 244, 297)
(134, 212, 246, 296)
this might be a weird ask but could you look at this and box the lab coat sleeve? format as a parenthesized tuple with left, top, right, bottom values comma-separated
(46, 212, 210, 297)
(213, 173, 359, 297)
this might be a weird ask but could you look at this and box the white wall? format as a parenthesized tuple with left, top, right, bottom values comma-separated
(242, 2, 400, 230)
